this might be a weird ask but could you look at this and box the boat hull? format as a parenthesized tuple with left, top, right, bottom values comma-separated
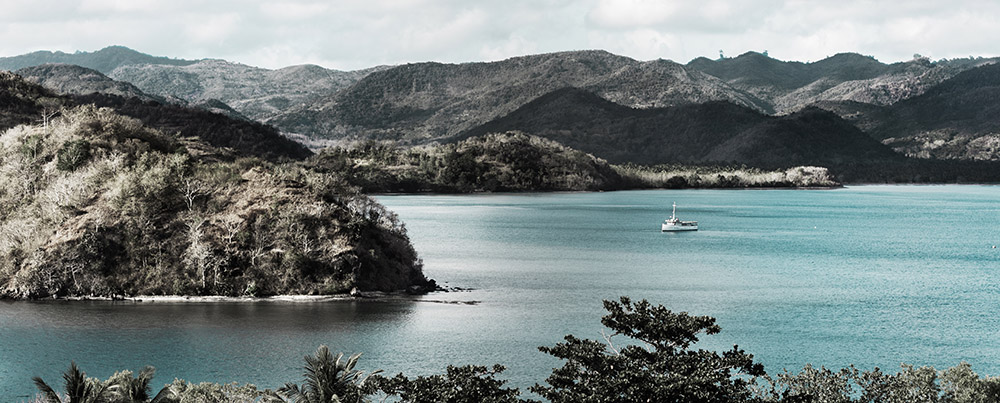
(662, 223, 698, 232)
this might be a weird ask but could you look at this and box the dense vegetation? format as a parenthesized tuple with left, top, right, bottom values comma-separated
(0, 71, 69, 131)
(28, 297, 1000, 402)
(615, 164, 837, 188)
(313, 132, 840, 193)
(73, 93, 313, 162)
(3, 68, 312, 162)
(311, 132, 625, 192)
(847, 62, 1000, 161)
(0, 104, 430, 299)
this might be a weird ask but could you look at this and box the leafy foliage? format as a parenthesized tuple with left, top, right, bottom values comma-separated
(754, 362, 1000, 403)
(56, 139, 92, 171)
(372, 365, 528, 403)
(278, 346, 379, 403)
(32, 362, 109, 403)
(531, 297, 765, 402)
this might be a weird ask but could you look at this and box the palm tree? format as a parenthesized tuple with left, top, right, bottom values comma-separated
(32, 362, 109, 403)
(278, 345, 381, 403)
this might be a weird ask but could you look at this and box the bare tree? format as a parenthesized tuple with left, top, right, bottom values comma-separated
(219, 214, 243, 251)
(180, 178, 209, 211)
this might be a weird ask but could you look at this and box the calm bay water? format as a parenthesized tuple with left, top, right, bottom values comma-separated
(3, 186, 1000, 399)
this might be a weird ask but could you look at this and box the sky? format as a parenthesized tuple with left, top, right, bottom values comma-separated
(1, 0, 998, 70)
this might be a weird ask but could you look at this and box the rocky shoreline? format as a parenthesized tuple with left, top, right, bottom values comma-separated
(11, 281, 450, 303)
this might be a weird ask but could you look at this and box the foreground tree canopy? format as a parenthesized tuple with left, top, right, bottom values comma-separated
(29, 297, 1000, 402)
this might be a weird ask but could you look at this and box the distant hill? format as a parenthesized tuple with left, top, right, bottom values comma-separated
(2, 66, 308, 161)
(8, 46, 1000, 167)
(109, 60, 379, 122)
(73, 93, 312, 162)
(855, 62, 1000, 160)
(459, 87, 901, 170)
(0, 46, 379, 123)
(0, 45, 197, 75)
(0, 71, 68, 131)
(269, 50, 765, 143)
(687, 52, 997, 114)
(16, 63, 165, 103)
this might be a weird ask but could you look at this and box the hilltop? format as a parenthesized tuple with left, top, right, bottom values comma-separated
(0, 45, 197, 75)
(269, 50, 764, 143)
(109, 60, 381, 122)
(686, 51, 996, 114)
(16, 63, 164, 103)
(0, 46, 382, 123)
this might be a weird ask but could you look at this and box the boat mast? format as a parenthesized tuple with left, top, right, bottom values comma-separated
(671, 202, 677, 220)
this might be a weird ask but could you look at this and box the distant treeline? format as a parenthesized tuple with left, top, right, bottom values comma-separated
(29, 297, 1000, 403)
(312, 132, 841, 193)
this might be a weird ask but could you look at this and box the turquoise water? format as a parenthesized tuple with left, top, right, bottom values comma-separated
(3, 186, 1000, 399)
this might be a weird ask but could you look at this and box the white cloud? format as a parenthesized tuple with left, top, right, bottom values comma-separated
(258, 2, 332, 21)
(183, 12, 242, 45)
(479, 34, 540, 62)
(587, 0, 679, 29)
(1, 0, 998, 70)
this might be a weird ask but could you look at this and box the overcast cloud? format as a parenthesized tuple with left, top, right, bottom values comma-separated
(0, 0, 997, 70)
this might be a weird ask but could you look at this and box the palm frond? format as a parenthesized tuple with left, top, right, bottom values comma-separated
(31, 376, 62, 403)
(150, 385, 178, 403)
(63, 362, 88, 402)
(278, 382, 309, 403)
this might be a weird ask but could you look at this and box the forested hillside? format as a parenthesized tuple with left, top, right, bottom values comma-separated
(461, 87, 900, 169)
(864, 63, 1000, 160)
(315, 132, 839, 193)
(268, 50, 764, 143)
(0, 74, 431, 299)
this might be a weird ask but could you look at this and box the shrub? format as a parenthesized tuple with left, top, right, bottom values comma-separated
(56, 140, 92, 171)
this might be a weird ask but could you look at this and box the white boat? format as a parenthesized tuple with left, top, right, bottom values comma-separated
(662, 202, 698, 232)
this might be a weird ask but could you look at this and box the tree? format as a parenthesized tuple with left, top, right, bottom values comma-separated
(32, 362, 109, 403)
(278, 345, 380, 403)
(530, 297, 765, 403)
(372, 364, 529, 403)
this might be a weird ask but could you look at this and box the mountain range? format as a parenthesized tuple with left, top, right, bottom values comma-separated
(459, 87, 900, 169)
(3, 46, 1000, 179)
